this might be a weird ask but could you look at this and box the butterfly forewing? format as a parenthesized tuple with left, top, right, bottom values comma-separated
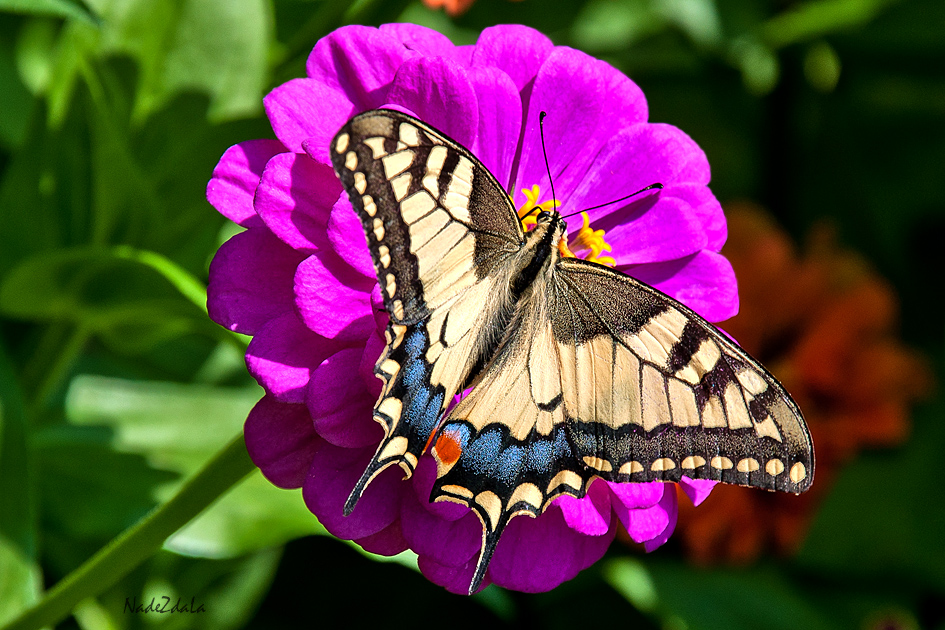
(330, 110, 525, 511)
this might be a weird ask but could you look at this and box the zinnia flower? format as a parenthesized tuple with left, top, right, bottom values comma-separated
(207, 23, 733, 594)
(675, 203, 931, 564)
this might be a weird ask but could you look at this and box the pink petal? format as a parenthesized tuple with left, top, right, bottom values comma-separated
(359, 329, 386, 400)
(411, 456, 478, 522)
(306, 25, 416, 111)
(246, 311, 342, 403)
(467, 66, 521, 188)
(418, 553, 491, 595)
(513, 48, 648, 206)
(327, 201, 375, 280)
(400, 483, 482, 568)
(378, 23, 455, 56)
(206, 139, 285, 227)
(590, 194, 708, 266)
(623, 250, 739, 322)
(207, 228, 305, 335)
(679, 477, 716, 506)
(469, 25, 553, 93)
(244, 396, 320, 489)
(384, 56, 479, 150)
(566, 122, 711, 221)
(307, 347, 383, 448)
(664, 183, 727, 252)
(263, 78, 355, 157)
(554, 479, 612, 536)
(302, 441, 406, 540)
(254, 151, 341, 254)
(355, 518, 409, 556)
(613, 483, 674, 544)
(608, 480, 665, 510)
(488, 505, 616, 592)
(294, 250, 375, 341)
(642, 486, 679, 552)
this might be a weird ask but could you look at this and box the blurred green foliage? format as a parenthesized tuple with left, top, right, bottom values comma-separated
(0, 0, 942, 629)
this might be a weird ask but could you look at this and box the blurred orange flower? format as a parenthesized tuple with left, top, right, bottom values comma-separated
(675, 202, 932, 564)
(422, 0, 522, 16)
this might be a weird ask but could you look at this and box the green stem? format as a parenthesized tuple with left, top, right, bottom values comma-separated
(0, 433, 256, 630)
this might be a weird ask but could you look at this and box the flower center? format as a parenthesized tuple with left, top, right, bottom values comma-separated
(515, 185, 616, 267)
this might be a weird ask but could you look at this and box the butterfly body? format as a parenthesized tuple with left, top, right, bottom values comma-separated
(330, 109, 814, 593)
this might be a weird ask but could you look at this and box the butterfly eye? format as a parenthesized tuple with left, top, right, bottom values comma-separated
(537, 210, 552, 221)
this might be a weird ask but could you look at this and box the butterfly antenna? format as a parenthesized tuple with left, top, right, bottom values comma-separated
(539, 111, 557, 212)
(560, 183, 663, 219)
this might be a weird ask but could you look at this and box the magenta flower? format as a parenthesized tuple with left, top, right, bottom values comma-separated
(207, 23, 733, 594)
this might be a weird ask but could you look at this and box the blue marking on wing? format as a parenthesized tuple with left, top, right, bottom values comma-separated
(495, 445, 524, 485)
(464, 429, 503, 475)
(524, 439, 552, 475)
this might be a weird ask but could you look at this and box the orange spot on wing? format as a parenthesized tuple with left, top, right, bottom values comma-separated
(434, 432, 463, 466)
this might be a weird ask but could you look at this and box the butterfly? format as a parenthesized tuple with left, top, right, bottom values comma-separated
(329, 108, 814, 593)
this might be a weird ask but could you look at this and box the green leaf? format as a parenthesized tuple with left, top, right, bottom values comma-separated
(0, 29, 34, 149)
(65, 375, 324, 557)
(84, 0, 271, 122)
(0, 248, 210, 353)
(0, 0, 98, 23)
(65, 375, 260, 474)
(0, 343, 42, 626)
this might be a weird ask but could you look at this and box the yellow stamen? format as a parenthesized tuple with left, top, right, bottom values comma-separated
(516, 185, 559, 232)
(570, 212, 616, 266)
(515, 186, 615, 267)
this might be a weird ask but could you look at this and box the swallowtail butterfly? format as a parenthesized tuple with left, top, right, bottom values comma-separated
(330, 109, 814, 593)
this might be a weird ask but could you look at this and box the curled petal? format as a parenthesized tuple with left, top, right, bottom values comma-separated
(255, 152, 341, 254)
(642, 486, 679, 552)
(613, 483, 675, 544)
(679, 477, 717, 507)
(264, 78, 355, 157)
(555, 479, 612, 536)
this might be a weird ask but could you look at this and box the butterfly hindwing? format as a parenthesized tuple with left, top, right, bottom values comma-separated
(552, 257, 813, 493)
(330, 110, 525, 509)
